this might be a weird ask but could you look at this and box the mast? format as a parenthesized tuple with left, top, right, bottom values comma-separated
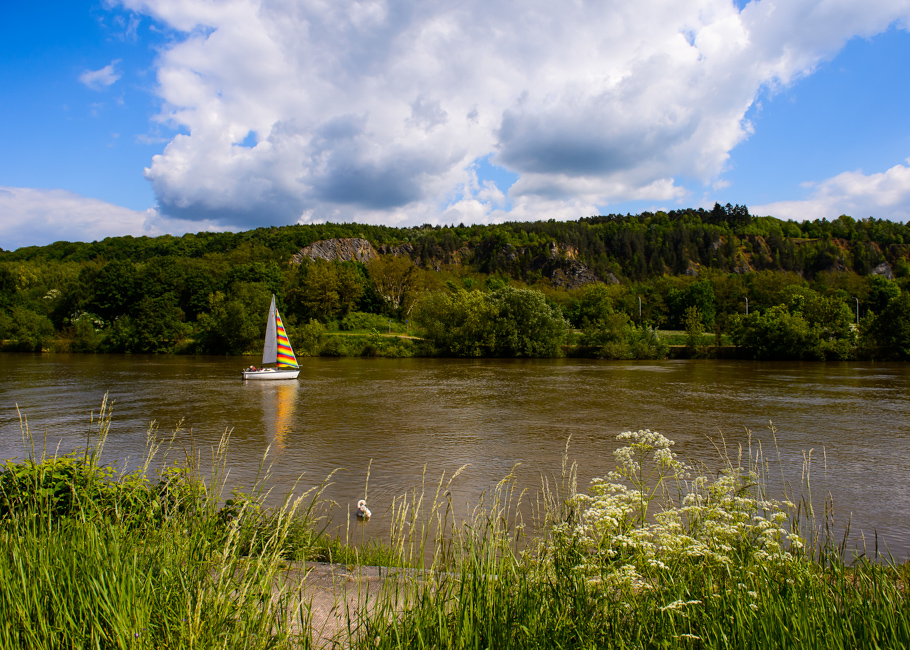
(262, 295, 278, 365)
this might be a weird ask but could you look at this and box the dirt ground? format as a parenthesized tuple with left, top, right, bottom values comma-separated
(282, 562, 422, 648)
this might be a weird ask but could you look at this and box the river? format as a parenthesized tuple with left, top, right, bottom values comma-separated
(1, 354, 908, 557)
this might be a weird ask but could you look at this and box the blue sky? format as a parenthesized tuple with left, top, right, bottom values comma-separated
(2, 1, 909, 249)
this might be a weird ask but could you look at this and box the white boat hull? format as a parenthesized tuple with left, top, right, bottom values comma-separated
(241, 368, 300, 380)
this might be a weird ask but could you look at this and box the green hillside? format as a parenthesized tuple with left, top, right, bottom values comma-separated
(1, 204, 908, 360)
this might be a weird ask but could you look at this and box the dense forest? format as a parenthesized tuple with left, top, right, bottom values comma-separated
(1, 204, 909, 360)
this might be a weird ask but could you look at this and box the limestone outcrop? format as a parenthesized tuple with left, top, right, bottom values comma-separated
(872, 261, 894, 279)
(292, 238, 379, 264)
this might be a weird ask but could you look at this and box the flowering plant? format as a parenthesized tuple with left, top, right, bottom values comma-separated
(560, 429, 803, 592)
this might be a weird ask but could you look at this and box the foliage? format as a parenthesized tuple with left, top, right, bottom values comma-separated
(570, 284, 668, 359)
(414, 286, 568, 357)
(488, 286, 569, 357)
(733, 306, 822, 360)
(68, 312, 103, 352)
(292, 318, 327, 356)
(340, 311, 394, 332)
(668, 279, 716, 328)
(352, 430, 910, 650)
(733, 284, 858, 360)
(195, 289, 268, 355)
(413, 290, 497, 357)
(861, 291, 910, 360)
(0, 400, 331, 649)
(287, 259, 365, 323)
(2, 209, 909, 359)
(4, 306, 55, 351)
(367, 255, 426, 318)
(132, 293, 188, 353)
(683, 305, 704, 352)
(4, 400, 910, 648)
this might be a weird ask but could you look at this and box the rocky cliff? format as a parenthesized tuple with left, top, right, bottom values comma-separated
(293, 236, 603, 288)
(291, 238, 379, 264)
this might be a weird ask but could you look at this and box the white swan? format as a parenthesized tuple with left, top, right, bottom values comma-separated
(356, 499, 371, 519)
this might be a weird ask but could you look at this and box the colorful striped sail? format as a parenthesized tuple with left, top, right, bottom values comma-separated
(275, 309, 298, 368)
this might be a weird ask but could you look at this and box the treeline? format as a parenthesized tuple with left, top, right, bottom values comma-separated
(1, 206, 908, 360)
(5, 204, 910, 279)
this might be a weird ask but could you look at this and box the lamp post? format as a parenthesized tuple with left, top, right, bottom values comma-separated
(638, 296, 642, 322)
(854, 297, 859, 325)
(744, 297, 749, 315)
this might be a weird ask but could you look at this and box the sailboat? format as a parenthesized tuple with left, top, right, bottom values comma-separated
(241, 295, 300, 380)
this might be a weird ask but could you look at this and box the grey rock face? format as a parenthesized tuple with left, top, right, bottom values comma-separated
(872, 261, 894, 280)
(292, 238, 379, 264)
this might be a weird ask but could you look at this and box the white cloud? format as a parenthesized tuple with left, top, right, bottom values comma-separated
(0, 187, 229, 250)
(79, 60, 123, 90)
(112, 0, 910, 228)
(753, 160, 910, 222)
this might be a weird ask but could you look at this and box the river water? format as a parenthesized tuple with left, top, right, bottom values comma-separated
(1, 354, 908, 557)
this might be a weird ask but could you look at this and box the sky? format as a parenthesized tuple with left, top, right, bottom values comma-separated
(1, 0, 910, 250)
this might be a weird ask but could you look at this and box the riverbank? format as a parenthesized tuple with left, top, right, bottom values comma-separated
(2, 403, 908, 648)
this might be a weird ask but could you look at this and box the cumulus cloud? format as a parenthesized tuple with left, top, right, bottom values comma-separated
(0, 187, 229, 250)
(113, 0, 910, 228)
(753, 160, 910, 223)
(79, 60, 123, 90)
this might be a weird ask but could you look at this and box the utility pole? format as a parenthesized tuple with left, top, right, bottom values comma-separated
(638, 296, 642, 322)
(854, 297, 859, 325)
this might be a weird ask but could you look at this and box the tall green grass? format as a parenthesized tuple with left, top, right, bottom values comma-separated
(341, 432, 910, 649)
(2, 401, 908, 649)
(0, 397, 328, 649)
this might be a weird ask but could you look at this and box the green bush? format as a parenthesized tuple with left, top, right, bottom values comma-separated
(4, 306, 54, 352)
(320, 335, 355, 356)
(340, 311, 393, 331)
(291, 317, 327, 356)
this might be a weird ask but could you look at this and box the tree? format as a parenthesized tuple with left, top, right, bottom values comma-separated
(414, 287, 568, 357)
(488, 287, 569, 357)
(866, 275, 900, 313)
(132, 294, 188, 353)
(574, 284, 632, 348)
(70, 313, 103, 352)
(667, 280, 716, 329)
(683, 306, 703, 353)
(6, 307, 55, 351)
(297, 261, 340, 322)
(0, 267, 16, 310)
(367, 255, 423, 318)
(861, 292, 910, 360)
(89, 260, 139, 319)
(290, 319, 326, 357)
(733, 306, 822, 360)
(194, 285, 271, 354)
(413, 290, 497, 357)
(335, 264, 366, 317)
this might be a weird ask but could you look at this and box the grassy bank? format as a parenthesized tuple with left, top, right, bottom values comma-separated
(1, 404, 908, 648)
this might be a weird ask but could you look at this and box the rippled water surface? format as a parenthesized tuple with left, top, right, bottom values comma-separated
(2, 354, 908, 556)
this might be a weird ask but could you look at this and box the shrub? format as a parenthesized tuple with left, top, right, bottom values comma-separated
(340, 311, 393, 331)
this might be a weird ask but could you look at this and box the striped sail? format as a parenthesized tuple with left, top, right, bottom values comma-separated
(275, 309, 298, 368)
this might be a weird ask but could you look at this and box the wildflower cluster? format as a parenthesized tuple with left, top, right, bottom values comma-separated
(565, 429, 803, 588)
